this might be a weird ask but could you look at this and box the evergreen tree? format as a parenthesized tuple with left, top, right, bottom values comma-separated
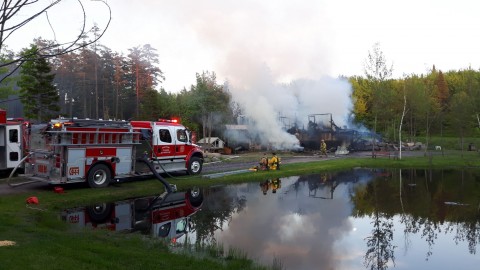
(0, 51, 16, 102)
(18, 45, 59, 121)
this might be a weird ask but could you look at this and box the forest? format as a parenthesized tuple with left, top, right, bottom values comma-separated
(1, 38, 480, 145)
(351, 44, 480, 147)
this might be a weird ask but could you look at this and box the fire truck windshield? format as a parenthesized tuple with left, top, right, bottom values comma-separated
(177, 129, 188, 143)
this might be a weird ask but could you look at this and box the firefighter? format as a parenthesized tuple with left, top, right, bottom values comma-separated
(271, 178, 281, 193)
(268, 152, 280, 170)
(260, 180, 270, 195)
(320, 139, 328, 157)
(259, 153, 268, 170)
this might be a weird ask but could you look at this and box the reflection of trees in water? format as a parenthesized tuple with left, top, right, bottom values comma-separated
(402, 169, 480, 259)
(364, 211, 396, 270)
(353, 168, 480, 264)
(449, 221, 480, 255)
(401, 214, 480, 259)
(363, 180, 396, 270)
(190, 187, 247, 245)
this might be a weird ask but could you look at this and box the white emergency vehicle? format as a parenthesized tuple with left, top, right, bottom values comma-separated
(0, 109, 28, 172)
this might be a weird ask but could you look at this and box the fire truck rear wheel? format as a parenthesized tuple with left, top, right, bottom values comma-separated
(86, 203, 113, 223)
(187, 157, 203, 175)
(87, 164, 111, 188)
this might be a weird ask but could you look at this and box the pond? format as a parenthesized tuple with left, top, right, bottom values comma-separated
(63, 168, 480, 270)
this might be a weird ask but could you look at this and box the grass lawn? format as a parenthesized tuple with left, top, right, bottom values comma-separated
(0, 150, 479, 269)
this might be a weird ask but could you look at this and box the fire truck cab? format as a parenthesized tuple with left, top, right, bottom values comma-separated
(131, 119, 203, 176)
(23, 117, 204, 188)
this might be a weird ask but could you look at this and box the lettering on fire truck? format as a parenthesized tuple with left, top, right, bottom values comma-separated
(69, 167, 80, 175)
(161, 146, 171, 154)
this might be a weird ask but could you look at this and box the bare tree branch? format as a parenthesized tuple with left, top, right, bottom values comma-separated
(0, 0, 111, 83)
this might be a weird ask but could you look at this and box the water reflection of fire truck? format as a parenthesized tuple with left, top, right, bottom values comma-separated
(62, 188, 203, 239)
(20, 117, 203, 188)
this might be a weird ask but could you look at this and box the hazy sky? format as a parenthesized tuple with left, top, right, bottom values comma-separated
(6, 0, 480, 92)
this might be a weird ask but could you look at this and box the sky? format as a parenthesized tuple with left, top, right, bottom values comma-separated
(5, 0, 480, 145)
(6, 0, 480, 92)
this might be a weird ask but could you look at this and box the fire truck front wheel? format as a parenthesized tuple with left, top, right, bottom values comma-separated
(187, 157, 203, 175)
(188, 187, 203, 208)
(87, 164, 112, 188)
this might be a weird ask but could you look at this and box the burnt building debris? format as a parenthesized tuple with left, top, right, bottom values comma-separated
(286, 113, 382, 152)
(223, 124, 251, 152)
(222, 114, 303, 153)
(222, 112, 383, 153)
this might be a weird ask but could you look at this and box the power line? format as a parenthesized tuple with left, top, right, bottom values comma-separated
(0, 97, 21, 104)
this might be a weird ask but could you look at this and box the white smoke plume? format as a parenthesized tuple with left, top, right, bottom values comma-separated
(224, 59, 352, 149)
(160, 1, 353, 149)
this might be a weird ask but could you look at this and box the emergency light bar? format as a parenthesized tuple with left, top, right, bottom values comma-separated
(52, 121, 73, 129)
(158, 118, 178, 123)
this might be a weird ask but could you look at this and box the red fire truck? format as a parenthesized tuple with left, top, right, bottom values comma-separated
(21, 117, 204, 188)
(0, 109, 29, 172)
(62, 188, 203, 240)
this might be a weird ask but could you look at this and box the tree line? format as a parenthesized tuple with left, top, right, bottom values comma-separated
(350, 67, 480, 147)
(351, 44, 480, 149)
(1, 37, 234, 140)
(1, 40, 480, 144)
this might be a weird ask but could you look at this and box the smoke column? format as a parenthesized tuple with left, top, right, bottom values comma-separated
(223, 57, 352, 149)
(163, 1, 353, 148)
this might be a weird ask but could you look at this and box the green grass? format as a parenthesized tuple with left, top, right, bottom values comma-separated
(0, 150, 479, 269)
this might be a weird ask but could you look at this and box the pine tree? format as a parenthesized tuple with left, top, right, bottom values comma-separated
(0, 49, 17, 101)
(18, 45, 59, 122)
(434, 70, 449, 110)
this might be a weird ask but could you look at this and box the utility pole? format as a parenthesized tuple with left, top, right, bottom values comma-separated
(92, 24, 100, 119)
(136, 63, 139, 118)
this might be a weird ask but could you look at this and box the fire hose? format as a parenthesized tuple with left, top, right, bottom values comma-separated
(141, 136, 190, 180)
(136, 157, 175, 194)
(7, 152, 41, 187)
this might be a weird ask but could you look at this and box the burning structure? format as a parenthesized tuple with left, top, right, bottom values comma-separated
(222, 112, 381, 153)
(223, 116, 304, 152)
(287, 113, 382, 152)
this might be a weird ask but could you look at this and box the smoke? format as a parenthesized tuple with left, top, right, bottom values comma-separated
(160, 1, 353, 149)
(224, 59, 352, 149)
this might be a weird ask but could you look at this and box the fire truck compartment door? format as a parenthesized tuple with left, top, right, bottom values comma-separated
(114, 202, 132, 231)
(115, 147, 132, 175)
(6, 125, 21, 169)
(67, 148, 86, 179)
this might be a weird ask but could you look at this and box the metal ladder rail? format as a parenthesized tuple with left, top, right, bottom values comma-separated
(48, 130, 140, 146)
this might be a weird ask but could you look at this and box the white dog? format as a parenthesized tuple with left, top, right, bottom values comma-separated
(435, 146, 442, 151)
